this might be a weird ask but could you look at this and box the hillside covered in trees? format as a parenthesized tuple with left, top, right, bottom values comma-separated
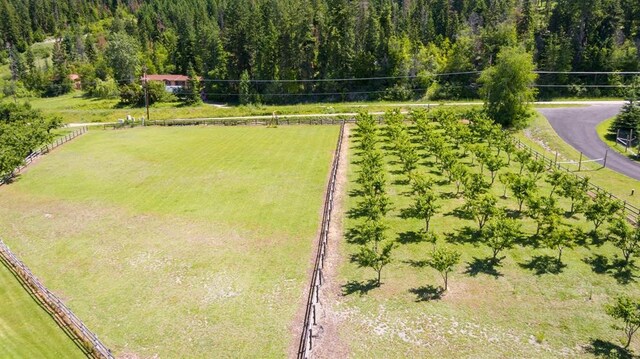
(1, 0, 639, 103)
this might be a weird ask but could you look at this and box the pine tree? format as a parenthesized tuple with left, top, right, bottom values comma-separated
(183, 65, 202, 105)
(319, 0, 356, 90)
(46, 40, 73, 96)
(609, 78, 640, 136)
(239, 70, 251, 105)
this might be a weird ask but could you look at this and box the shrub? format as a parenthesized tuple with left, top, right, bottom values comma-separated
(93, 78, 119, 99)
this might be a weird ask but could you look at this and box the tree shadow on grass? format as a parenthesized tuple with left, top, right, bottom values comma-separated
(584, 254, 611, 274)
(588, 230, 608, 247)
(440, 191, 460, 199)
(345, 227, 367, 245)
(392, 178, 411, 186)
(346, 202, 377, 219)
(614, 267, 637, 285)
(586, 339, 633, 359)
(409, 285, 444, 302)
(583, 254, 637, 285)
(504, 208, 522, 219)
(446, 226, 482, 245)
(403, 259, 429, 268)
(1, 174, 19, 184)
(348, 188, 365, 198)
(518, 233, 541, 248)
(464, 256, 504, 278)
(519, 255, 566, 275)
(342, 279, 379, 296)
(445, 206, 473, 220)
(397, 231, 425, 244)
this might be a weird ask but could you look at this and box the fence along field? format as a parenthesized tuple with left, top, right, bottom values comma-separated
(0, 126, 87, 186)
(511, 138, 639, 224)
(0, 240, 112, 358)
(0, 125, 340, 357)
(0, 125, 109, 358)
(1, 114, 637, 357)
(332, 109, 640, 357)
(297, 123, 344, 358)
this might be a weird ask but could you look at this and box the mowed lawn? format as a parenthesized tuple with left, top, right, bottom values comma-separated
(0, 126, 339, 357)
(0, 262, 85, 358)
(334, 126, 640, 358)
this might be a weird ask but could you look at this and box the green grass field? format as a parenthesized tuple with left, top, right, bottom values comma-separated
(332, 123, 640, 357)
(2, 91, 481, 124)
(595, 117, 639, 160)
(0, 261, 84, 358)
(0, 126, 339, 357)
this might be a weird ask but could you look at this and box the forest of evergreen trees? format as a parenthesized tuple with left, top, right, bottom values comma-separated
(1, 0, 639, 104)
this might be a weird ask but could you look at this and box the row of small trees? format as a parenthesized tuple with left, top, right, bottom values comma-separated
(350, 109, 639, 292)
(349, 108, 640, 350)
(350, 113, 395, 286)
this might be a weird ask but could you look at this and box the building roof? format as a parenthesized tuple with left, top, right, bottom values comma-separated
(69, 74, 81, 81)
(143, 74, 202, 82)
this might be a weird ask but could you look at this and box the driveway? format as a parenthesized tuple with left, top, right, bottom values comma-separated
(537, 104, 640, 181)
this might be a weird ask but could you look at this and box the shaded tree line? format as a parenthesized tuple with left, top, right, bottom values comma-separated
(0, 102, 61, 179)
(1, 0, 640, 103)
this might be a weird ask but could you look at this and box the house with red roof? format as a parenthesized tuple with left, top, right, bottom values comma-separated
(142, 74, 202, 93)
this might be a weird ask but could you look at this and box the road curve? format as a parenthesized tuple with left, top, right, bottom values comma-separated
(537, 104, 640, 181)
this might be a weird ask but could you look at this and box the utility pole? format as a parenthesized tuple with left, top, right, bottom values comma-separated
(143, 66, 149, 126)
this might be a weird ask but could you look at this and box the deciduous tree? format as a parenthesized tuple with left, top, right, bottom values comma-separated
(608, 216, 640, 265)
(464, 193, 498, 229)
(428, 247, 461, 291)
(483, 211, 522, 261)
(407, 190, 441, 232)
(605, 295, 640, 349)
(585, 192, 624, 232)
(479, 46, 538, 128)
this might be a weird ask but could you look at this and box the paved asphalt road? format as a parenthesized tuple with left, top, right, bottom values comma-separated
(538, 104, 640, 181)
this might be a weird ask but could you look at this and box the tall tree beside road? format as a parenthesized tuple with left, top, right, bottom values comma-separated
(479, 46, 538, 128)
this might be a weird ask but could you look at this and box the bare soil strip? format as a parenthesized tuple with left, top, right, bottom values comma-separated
(288, 124, 350, 359)
(309, 125, 350, 358)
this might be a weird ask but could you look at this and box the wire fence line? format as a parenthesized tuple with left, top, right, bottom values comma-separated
(297, 122, 345, 359)
(0, 239, 113, 358)
(102, 117, 357, 129)
(513, 137, 639, 224)
(0, 126, 88, 186)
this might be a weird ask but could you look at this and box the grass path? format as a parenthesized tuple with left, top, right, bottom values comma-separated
(0, 261, 84, 358)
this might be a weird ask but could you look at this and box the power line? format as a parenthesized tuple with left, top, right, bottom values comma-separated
(533, 84, 635, 88)
(28, 70, 640, 87)
(34, 82, 635, 95)
(195, 71, 482, 83)
(535, 71, 640, 75)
